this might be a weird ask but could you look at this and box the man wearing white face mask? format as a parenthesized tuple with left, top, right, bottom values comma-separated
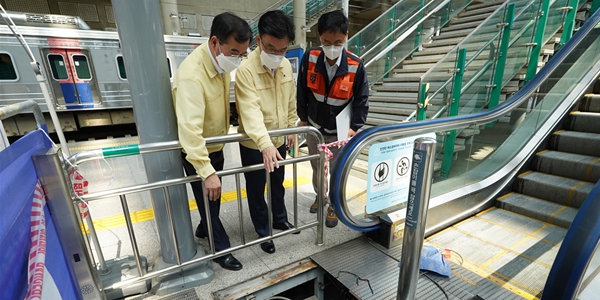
(173, 12, 252, 271)
(297, 10, 369, 228)
(235, 10, 298, 255)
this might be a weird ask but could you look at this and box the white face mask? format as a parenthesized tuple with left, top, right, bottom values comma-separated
(260, 50, 284, 70)
(322, 45, 343, 60)
(215, 43, 241, 73)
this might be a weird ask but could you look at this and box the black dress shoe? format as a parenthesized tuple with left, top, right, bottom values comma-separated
(213, 254, 243, 271)
(273, 221, 300, 234)
(195, 224, 206, 239)
(260, 240, 276, 254)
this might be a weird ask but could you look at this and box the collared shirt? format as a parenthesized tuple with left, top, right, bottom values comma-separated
(235, 47, 297, 151)
(324, 49, 343, 83)
(208, 45, 225, 75)
(172, 42, 231, 180)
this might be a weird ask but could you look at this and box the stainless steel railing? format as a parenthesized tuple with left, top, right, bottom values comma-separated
(66, 126, 326, 294)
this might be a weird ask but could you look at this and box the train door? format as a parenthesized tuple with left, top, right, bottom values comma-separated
(42, 48, 101, 108)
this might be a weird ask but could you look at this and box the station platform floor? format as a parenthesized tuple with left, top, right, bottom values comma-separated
(67, 132, 363, 299)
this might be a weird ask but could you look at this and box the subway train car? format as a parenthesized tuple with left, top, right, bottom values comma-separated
(0, 11, 238, 138)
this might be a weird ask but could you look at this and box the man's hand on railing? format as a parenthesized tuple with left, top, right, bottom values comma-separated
(262, 145, 283, 173)
(205, 173, 222, 201)
(299, 121, 309, 126)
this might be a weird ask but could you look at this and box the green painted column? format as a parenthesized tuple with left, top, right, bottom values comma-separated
(525, 0, 551, 83)
(417, 83, 429, 121)
(593, 0, 600, 13)
(559, 0, 581, 48)
(489, 4, 516, 110)
(440, 48, 467, 178)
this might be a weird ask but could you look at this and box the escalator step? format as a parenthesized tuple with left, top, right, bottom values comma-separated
(532, 150, 600, 182)
(549, 130, 600, 157)
(497, 192, 577, 229)
(579, 94, 600, 112)
(513, 171, 594, 208)
(564, 111, 600, 133)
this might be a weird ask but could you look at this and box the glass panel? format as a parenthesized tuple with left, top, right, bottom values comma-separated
(0, 53, 17, 80)
(72, 54, 92, 80)
(116, 56, 127, 79)
(48, 54, 69, 80)
(365, 0, 471, 88)
(432, 19, 600, 190)
(338, 17, 600, 216)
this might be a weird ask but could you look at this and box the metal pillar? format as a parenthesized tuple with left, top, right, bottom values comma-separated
(397, 138, 437, 300)
(294, 0, 307, 49)
(111, 0, 213, 295)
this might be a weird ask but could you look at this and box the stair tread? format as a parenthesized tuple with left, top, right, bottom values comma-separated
(515, 171, 594, 208)
(497, 192, 577, 229)
(534, 150, 600, 182)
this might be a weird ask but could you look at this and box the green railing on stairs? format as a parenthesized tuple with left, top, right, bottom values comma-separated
(412, 0, 590, 176)
(247, 0, 339, 49)
(356, 0, 472, 85)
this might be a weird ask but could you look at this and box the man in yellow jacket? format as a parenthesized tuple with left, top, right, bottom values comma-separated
(173, 12, 252, 271)
(235, 10, 298, 255)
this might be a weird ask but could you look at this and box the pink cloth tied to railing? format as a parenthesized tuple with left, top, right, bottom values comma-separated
(316, 138, 351, 197)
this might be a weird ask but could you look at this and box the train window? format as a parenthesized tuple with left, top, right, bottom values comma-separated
(116, 56, 127, 79)
(48, 54, 69, 80)
(0, 53, 18, 80)
(72, 55, 92, 80)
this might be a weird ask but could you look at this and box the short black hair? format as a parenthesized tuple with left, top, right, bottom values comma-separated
(210, 12, 253, 44)
(258, 10, 295, 42)
(317, 10, 348, 35)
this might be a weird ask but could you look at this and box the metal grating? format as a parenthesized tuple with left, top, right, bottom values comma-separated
(6, 0, 51, 14)
(58, 2, 99, 22)
(57, 2, 78, 17)
(312, 236, 529, 299)
(105, 6, 115, 24)
(77, 3, 99, 22)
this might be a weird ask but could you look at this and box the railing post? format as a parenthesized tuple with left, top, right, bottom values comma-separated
(413, 0, 426, 52)
(440, 48, 466, 178)
(559, 0, 580, 48)
(32, 148, 105, 300)
(417, 83, 429, 121)
(525, 0, 551, 83)
(397, 137, 437, 300)
(489, 4, 516, 110)
(384, 7, 397, 78)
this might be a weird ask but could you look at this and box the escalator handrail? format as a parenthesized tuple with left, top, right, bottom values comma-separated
(329, 7, 600, 231)
(542, 180, 600, 299)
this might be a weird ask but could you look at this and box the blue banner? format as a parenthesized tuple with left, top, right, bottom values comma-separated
(0, 130, 80, 299)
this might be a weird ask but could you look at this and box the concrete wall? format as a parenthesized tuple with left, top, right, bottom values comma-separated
(0, 0, 280, 34)
(162, 0, 279, 36)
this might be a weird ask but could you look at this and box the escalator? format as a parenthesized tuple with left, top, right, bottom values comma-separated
(318, 7, 600, 299)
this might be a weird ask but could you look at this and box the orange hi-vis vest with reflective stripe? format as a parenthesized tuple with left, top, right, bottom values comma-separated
(305, 48, 360, 106)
